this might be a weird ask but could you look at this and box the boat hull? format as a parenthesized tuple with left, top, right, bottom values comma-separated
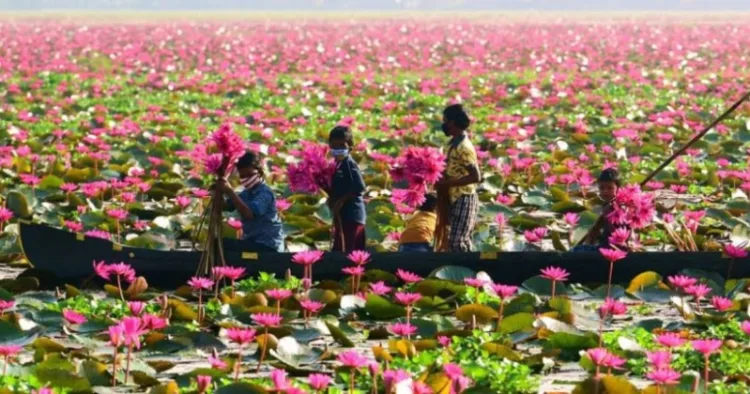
(17, 222, 748, 289)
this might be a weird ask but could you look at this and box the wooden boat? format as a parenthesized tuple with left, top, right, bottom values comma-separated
(17, 222, 749, 289)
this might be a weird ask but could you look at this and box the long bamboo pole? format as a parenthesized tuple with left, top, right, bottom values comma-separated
(576, 90, 750, 247)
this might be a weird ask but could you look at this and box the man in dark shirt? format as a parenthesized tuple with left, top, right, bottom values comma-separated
(327, 126, 367, 252)
(217, 151, 285, 252)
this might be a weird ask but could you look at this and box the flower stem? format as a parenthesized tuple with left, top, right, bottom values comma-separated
(606, 261, 614, 298)
(496, 301, 505, 331)
(198, 289, 203, 325)
(256, 327, 268, 373)
(125, 344, 132, 385)
(111, 346, 118, 386)
(3, 355, 7, 376)
(703, 355, 709, 393)
(275, 300, 281, 316)
(234, 346, 242, 382)
(551, 280, 557, 299)
(116, 275, 124, 302)
(349, 369, 356, 393)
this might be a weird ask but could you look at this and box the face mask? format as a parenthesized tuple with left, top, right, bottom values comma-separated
(240, 174, 262, 190)
(441, 122, 450, 135)
(331, 148, 349, 158)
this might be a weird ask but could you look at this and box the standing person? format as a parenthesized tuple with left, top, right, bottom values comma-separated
(435, 104, 481, 252)
(328, 125, 367, 252)
(399, 193, 437, 252)
(216, 151, 285, 252)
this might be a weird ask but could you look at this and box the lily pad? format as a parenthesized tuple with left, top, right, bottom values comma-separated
(365, 294, 406, 320)
(429, 265, 476, 282)
(455, 304, 498, 325)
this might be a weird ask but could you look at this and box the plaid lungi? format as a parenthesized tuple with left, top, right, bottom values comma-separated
(448, 194, 479, 252)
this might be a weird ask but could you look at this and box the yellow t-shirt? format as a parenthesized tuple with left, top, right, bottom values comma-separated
(446, 136, 478, 203)
(399, 211, 437, 245)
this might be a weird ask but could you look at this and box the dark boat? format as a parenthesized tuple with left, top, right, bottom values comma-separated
(17, 222, 748, 289)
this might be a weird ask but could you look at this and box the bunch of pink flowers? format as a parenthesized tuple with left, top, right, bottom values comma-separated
(389, 146, 445, 208)
(606, 184, 656, 230)
(286, 142, 336, 194)
(202, 123, 246, 177)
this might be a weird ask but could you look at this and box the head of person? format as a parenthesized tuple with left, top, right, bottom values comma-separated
(328, 125, 353, 161)
(441, 104, 471, 137)
(597, 168, 621, 202)
(236, 151, 264, 184)
(419, 193, 438, 213)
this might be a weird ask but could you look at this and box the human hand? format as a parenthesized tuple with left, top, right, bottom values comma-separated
(216, 179, 233, 194)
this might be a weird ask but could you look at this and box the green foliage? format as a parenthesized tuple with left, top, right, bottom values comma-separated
(234, 272, 301, 293)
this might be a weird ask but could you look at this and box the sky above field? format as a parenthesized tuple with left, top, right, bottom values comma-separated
(2, 0, 750, 11)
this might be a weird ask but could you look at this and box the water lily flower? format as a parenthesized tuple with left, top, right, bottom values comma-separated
(141, 314, 168, 331)
(563, 212, 579, 227)
(692, 339, 723, 392)
(0, 207, 12, 232)
(438, 335, 451, 348)
(265, 288, 293, 314)
(308, 373, 332, 392)
(394, 292, 422, 306)
(292, 251, 324, 288)
(213, 266, 246, 297)
(300, 299, 325, 323)
(685, 283, 711, 312)
(347, 250, 371, 265)
(667, 275, 697, 291)
(31, 389, 53, 394)
(586, 348, 612, 379)
(0, 300, 15, 316)
(226, 327, 257, 381)
(92, 261, 135, 301)
(711, 296, 734, 312)
(396, 269, 422, 284)
(740, 320, 750, 336)
(646, 351, 672, 370)
(62, 309, 87, 325)
(188, 276, 214, 324)
(252, 313, 282, 328)
(656, 332, 686, 350)
(384, 369, 411, 393)
(540, 266, 569, 298)
(369, 281, 392, 296)
(197, 375, 211, 394)
(128, 301, 145, 317)
(598, 298, 627, 319)
(270, 369, 290, 392)
(208, 354, 228, 370)
(646, 368, 681, 385)
(607, 228, 630, 246)
(388, 322, 418, 338)
(0, 345, 22, 375)
(724, 243, 748, 279)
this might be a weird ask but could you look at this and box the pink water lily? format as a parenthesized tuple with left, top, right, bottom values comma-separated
(693, 339, 723, 392)
(599, 248, 627, 297)
(226, 327, 257, 381)
(396, 269, 422, 284)
(388, 322, 418, 339)
(0, 300, 15, 316)
(656, 332, 686, 350)
(540, 266, 569, 298)
(369, 281, 393, 296)
(62, 309, 87, 325)
(0, 345, 22, 375)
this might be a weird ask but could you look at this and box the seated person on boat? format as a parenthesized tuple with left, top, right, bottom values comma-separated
(573, 168, 631, 252)
(216, 151, 285, 253)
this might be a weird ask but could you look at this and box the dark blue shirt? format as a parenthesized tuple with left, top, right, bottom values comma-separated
(227, 183, 285, 252)
(331, 156, 367, 224)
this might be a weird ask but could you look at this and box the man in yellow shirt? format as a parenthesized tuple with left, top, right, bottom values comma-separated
(399, 194, 437, 252)
(435, 104, 481, 252)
